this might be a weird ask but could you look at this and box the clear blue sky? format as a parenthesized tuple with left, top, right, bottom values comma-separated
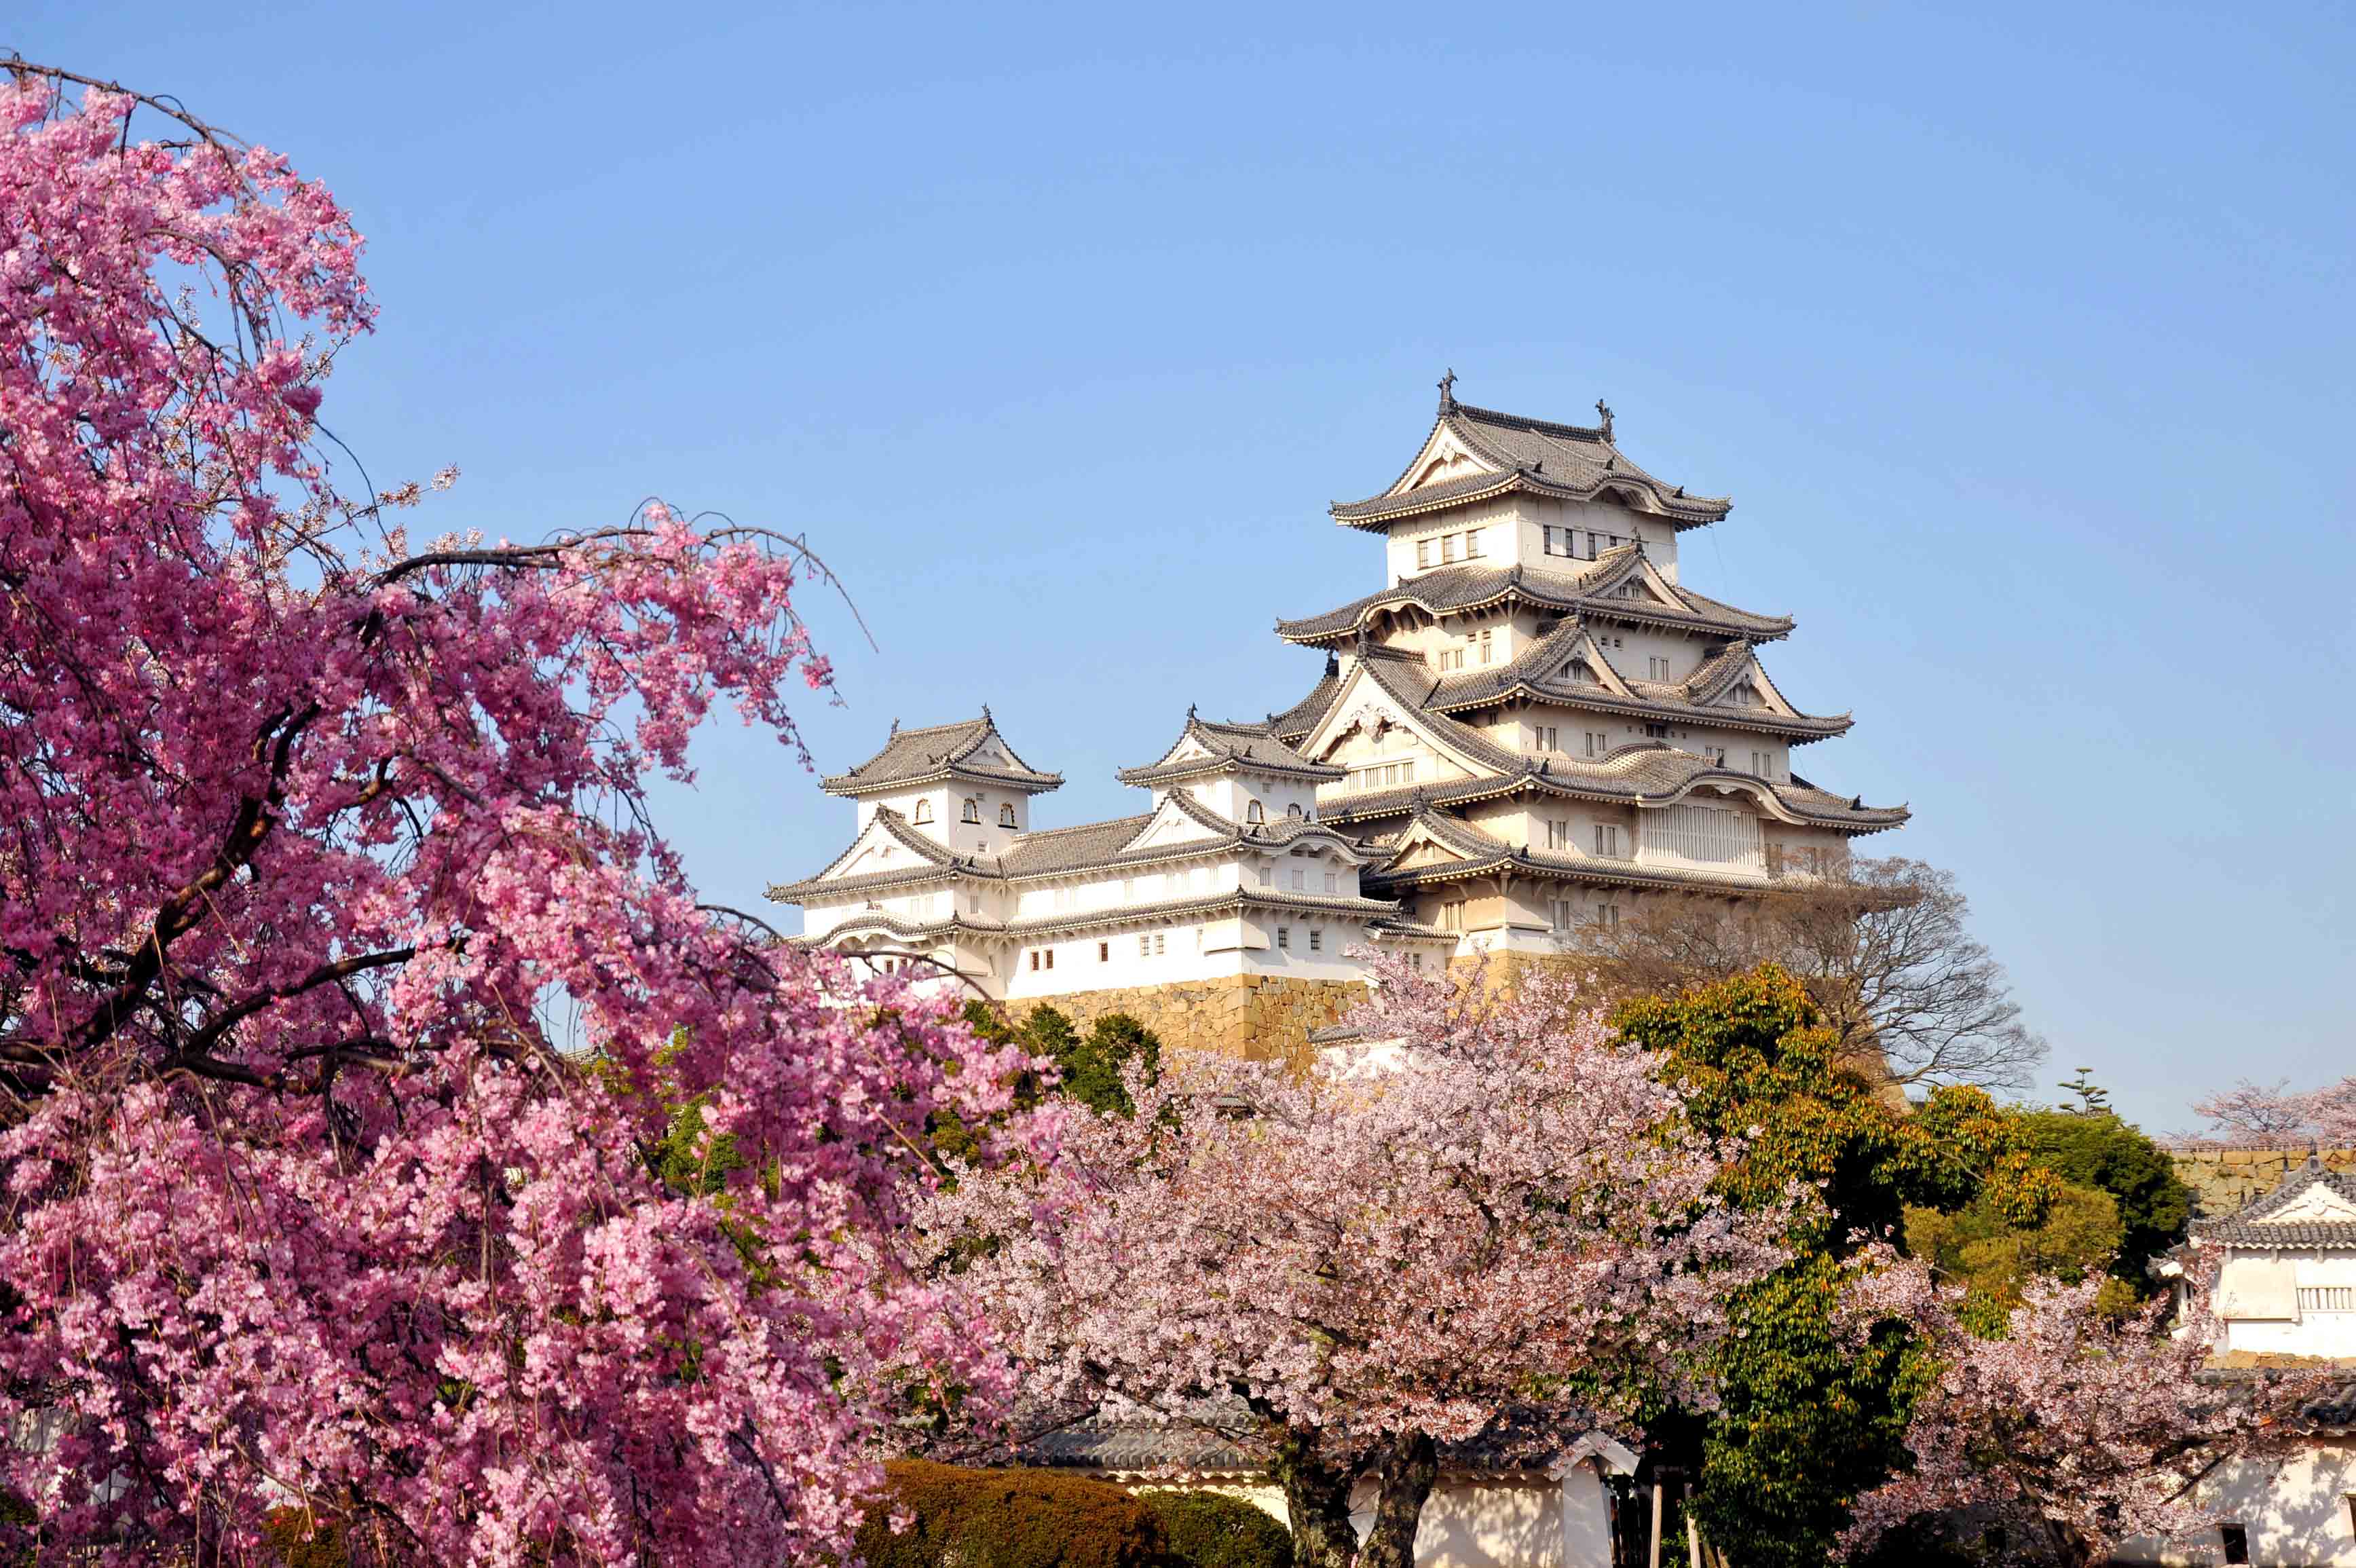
(18, 1, 2351, 1133)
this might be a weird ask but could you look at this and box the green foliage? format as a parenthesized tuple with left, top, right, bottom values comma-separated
(1905, 1181, 2126, 1334)
(261, 1507, 356, 1567)
(2009, 1108, 2192, 1295)
(958, 1003, 1164, 1119)
(1610, 966, 2053, 1568)
(857, 1459, 1177, 1568)
(1138, 1490, 1290, 1568)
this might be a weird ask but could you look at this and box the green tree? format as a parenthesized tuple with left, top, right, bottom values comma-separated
(960, 1003, 1164, 1118)
(1611, 966, 2057, 1568)
(2010, 1108, 2192, 1296)
(1905, 1180, 2127, 1333)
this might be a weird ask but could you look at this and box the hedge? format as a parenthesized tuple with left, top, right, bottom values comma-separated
(858, 1459, 1180, 1568)
(1138, 1490, 1290, 1568)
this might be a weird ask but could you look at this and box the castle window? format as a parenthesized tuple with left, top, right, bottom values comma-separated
(1246, 800, 1265, 824)
(912, 799, 933, 824)
(1644, 723, 1670, 738)
(1593, 903, 1620, 929)
(1535, 725, 1559, 752)
(1287, 802, 1303, 820)
(1547, 819, 1570, 851)
(1478, 628, 1493, 664)
(1098, 941, 1110, 962)
(2221, 1523, 2249, 1565)
(1258, 865, 1272, 885)
(1323, 872, 1337, 893)
(1649, 656, 1671, 680)
(1586, 731, 1609, 756)
(1139, 934, 1151, 958)
(1276, 926, 1290, 950)
(1292, 868, 1306, 891)
(1566, 659, 1596, 684)
(998, 803, 1017, 827)
(1466, 529, 1484, 558)
(1416, 538, 1432, 569)
(1045, 948, 1055, 970)
(1027, 950, 1040, 971)
(1593, 825, 1622, 857)
(1153, 932, 1166, 956)
(960, 798, 980, 824)
(1309, 928, 1323, 953)
(1542, 525, 1557, 555)
(1442, 534, 1461, 564)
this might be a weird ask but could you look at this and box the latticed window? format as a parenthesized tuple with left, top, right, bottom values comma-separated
(912, 799, 933, 824)
(960, 798, 980, 824)
(2297, 1286, 2356, 1312)
(998, 803, 1017, 827)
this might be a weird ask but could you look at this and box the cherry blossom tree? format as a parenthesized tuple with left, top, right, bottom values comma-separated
(0, 64, 1048, 1567)
(1840, 1258, 2330, 1567)
(2194, 1077, 2356, 1146)
(925, 957, 1787, 1568)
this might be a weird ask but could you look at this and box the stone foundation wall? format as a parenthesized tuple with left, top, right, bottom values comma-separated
(1017, 975, 1368, 1062)
(2164, 1146, 2356, 1219)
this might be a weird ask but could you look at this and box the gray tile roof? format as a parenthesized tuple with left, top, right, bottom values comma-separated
(1275, 555, 1792, 646)
(2196, 1157, 2356, 1250)
(770, 800, 1381, 908)
(1419, 617, 1850, 739)
(1016, 1406, 1627, 1478)
(1116, 713, 1344, 787)
(821, 713, 1062, 797)
(1267, 658, 1344, 743)
(1331, 396, 1732, 530)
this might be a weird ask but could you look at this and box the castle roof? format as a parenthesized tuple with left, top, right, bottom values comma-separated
(820, 713, 1062, 798)
(1330, 390, 1732, 531)
(1320, 742, 1909, 834)
(1423, 618, 1852, 740)
(1275, 552, 1793, 646)
(1358, 800, 1858, 896)
(2196, 1156, 2356, 1251)
(1115, 713, 1344, 787)
(768, 801, 1365, 906)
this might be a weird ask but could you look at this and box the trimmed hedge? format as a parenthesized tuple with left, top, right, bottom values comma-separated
(859, 1460, 1178, 1568)
(1138, 1491, 1290, 1568)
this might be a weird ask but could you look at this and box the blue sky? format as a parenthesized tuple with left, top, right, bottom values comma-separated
(19, 1, 2351, 1132)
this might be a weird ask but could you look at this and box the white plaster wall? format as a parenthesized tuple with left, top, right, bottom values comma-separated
(1384, 503, 1517, 584)
(1511, 497, 1681, 584)
(2221, 1250, 2356, 1358)
(2112, 1441, 2356, 1565)
(1185, 773, 1322, 825)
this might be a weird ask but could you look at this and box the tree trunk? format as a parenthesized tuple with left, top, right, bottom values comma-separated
(1270, 1425, 1361, 1568)
(1356, 1431, 1439, 1568)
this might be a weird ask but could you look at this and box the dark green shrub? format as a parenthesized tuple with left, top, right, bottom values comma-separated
(857, 1459, 1176, 1568)
(261, 1506, 355, 1567)
(1139, 1490, 1289, 1568)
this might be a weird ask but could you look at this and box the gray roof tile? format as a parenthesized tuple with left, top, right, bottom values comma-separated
(821, 713, 1062, 796)
(1117, 713, 1344, 787)
(1275, 556, 1792, 646)
(2197, 1158, 2356, 1250)
(1331, 397, 1731, 529)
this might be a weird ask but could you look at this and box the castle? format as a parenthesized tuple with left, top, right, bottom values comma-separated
(768, 379, 1908, 1051)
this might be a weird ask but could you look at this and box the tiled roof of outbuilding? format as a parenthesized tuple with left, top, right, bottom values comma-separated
(1275, 555, 1792, 646)
(2196, 1157, 2356, 1250)
(820, 713, 1062, 797)
(1331, 395, 1731, 530)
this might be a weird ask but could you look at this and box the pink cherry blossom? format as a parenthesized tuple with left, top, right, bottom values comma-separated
(1841, 1256, 2334, 1566)
(0, 67, 1049, 1567)
(924, 956, 1788, 1568)
(2194, 1077, 2356, 1146)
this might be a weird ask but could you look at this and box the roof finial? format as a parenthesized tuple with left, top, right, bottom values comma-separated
(981, 703, 993, 723)
(1595, 399, 1614, 442)
(1438, 368, 1457, 411)
(889, 717, 900, 734)
(1187, 702, 1198, 721)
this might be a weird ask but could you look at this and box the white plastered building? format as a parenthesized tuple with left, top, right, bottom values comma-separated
(768, 381, 1908, 998)
(2119, 1157, 2356, 1567)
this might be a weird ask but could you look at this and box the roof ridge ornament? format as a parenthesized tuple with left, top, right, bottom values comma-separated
(1595, 399, 1614, 441)
(1438, 368, 1457, 411)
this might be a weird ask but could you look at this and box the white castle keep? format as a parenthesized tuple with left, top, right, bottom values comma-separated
(769, 379, 1907, 1008)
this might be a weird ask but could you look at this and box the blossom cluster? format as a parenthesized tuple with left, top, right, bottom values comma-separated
(0, 75, 1045, 1567)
